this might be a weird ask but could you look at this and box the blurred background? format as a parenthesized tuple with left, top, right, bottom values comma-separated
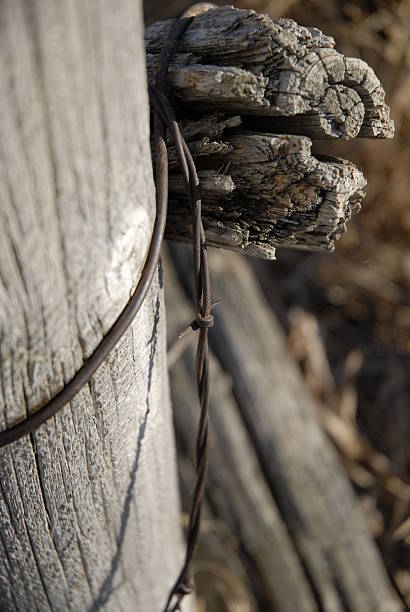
(145, 1, 410, 609)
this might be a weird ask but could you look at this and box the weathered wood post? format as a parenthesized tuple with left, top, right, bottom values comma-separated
(0, 1, 187, 610)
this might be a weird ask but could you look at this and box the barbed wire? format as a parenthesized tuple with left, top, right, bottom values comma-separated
(149, 7, 215, 610)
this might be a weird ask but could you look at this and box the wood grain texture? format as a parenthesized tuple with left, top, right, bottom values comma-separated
(0, 1, 188, 610)
(170, 243, 401, 612)
(145, 6, 393, 257)
(164, 119, 366, 258)
(145, 6, 394, 139)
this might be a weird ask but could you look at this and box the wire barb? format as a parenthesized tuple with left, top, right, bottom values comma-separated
(178, 300, 221, 339)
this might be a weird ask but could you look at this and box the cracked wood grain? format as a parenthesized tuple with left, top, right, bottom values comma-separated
(165, 120, 366, 257)
(146, 6, 393, 258)
(0, 1, 188, 610)
(145, 6, 394, 140)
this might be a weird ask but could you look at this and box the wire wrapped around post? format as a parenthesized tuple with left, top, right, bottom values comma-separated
(0, 4, 215, 611)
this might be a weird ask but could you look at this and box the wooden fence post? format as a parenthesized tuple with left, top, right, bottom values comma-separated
(0, 1, 187, 609)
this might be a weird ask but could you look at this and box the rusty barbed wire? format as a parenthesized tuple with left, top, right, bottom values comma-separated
(149, 7, 216, 610)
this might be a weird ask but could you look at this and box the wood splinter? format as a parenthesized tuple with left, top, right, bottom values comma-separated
(146, 6, 394, 257)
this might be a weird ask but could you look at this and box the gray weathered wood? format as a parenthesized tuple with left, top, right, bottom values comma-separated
(145, 6, 394, 139)
(170, 243, 401, 612)
(0, 1, 188, 610)
(165, 121, 366, 257)
(146, 6, 393, 257)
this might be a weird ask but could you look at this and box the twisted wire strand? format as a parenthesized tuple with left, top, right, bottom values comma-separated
(149, 9, 215, 610)
(150, 73, 213, 612)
